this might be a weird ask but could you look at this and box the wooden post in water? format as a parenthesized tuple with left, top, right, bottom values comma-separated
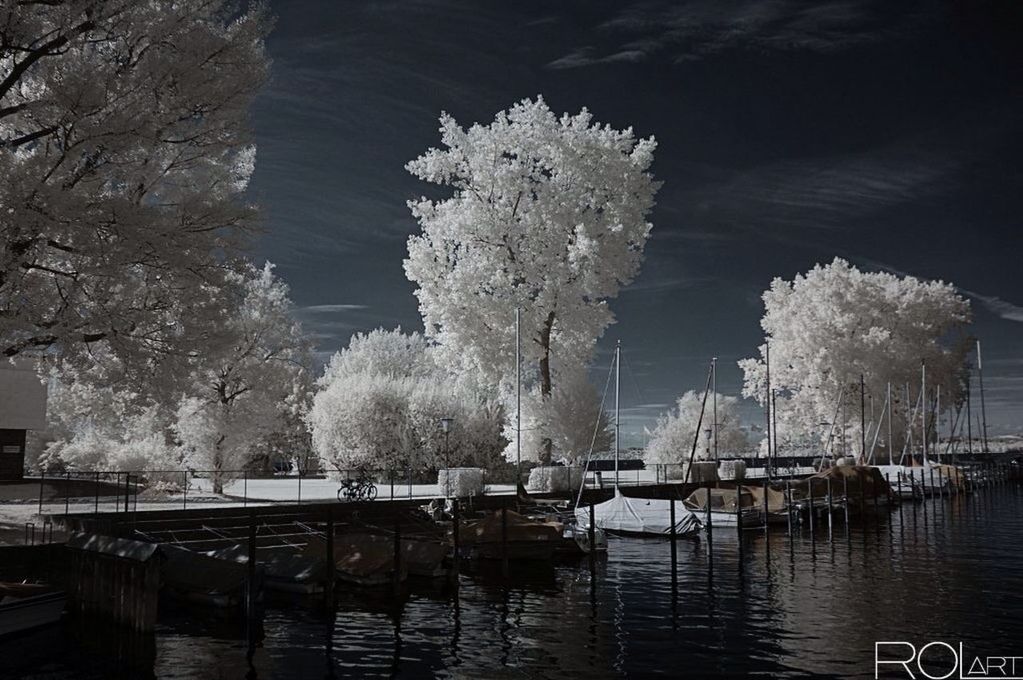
(325, 507, 335, 607)
(247, 512, 257, 620)
(669, 498, 678, 577)
(705, 484, 713, 565)
(930, 468, 937, 499)
(826, 478, 833, 542)
(452, 499, 461, 581)
(393, 516, 402, 594)
(843, 475, 851, 538)
(785, 481, 792, 537)
(807, 480, 815, 541)
(763, 481, 770, 543)
(501, 506, 509, 578)
(589, 503, 597, 576)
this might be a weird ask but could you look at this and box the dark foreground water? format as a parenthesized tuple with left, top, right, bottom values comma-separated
(3, 483, 1022, 679)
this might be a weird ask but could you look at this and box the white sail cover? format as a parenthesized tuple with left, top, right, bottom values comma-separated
(575, 490, 702, 537)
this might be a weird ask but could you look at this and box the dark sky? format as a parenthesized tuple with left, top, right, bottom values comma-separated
(248, 0, 1023, 441)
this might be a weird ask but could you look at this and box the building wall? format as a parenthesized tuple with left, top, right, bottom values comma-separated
(0, 361, 47, 430)
(0, 361, 47, 480)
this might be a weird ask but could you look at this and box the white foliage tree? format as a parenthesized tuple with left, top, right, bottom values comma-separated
(404, 96, 659, 462)
(174, 263, 312, 494)
(502, 368, 612, 464)
(307, 328, 506, 475)
(0, 0, 269, 366)
(645, 391, 749, 468)
(738, 258, 971, 460)
(36, 348, 182, 474)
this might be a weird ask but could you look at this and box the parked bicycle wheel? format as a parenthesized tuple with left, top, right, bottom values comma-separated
(364, 484, 378, 501)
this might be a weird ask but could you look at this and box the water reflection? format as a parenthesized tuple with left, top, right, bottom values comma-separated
(3, 485, 1022, 679)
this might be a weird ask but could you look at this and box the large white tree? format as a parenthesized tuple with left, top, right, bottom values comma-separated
(174, 263, 312, 494)
(0, 0, 269, 366)
(645, 391, 750, 468)
(307, 328, 506, 475)
(738, 258, 971, 459)
(404, 96, 659, 462)
(502, 367, 612, 464)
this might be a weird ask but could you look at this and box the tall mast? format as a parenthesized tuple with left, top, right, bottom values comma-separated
(921, 360, 927, 465)
(515, 307, 521, 478)
(977, 340, 989, 453)
(886, 382, 893, 465)
(765, 343, 772, 478)
(712, 357, 718, 461)
(860, 374, 866, 462)
(614, 340, 621, 489)
(966, 372, 973, 456)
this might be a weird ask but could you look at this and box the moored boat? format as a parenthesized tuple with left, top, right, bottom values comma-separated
(459, 509, 561, 560)
(683, 487, 764, 528)
(576, 490, 702, 538)
(0, 583, 65, 637)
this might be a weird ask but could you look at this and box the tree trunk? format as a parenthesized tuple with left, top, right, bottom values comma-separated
(538, 311, 555, 464)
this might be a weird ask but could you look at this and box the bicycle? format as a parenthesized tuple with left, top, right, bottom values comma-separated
(337, 476, 378, 502)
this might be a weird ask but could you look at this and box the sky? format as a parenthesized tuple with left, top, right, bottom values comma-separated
(248, 0, 1023, 443)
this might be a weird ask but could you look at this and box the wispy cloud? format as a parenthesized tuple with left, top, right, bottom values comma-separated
(298, 304, 370, 314)
(959, 291, 1023, 323)
(546, 0, 934, 69)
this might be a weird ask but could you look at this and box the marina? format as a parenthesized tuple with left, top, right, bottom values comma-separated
(0, 464, 1020, 679)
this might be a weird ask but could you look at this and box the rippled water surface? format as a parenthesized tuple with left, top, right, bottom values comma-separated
(4, 484, 1022, 679)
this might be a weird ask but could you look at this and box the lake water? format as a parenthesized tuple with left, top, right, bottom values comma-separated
(3, 483, 1022, 679)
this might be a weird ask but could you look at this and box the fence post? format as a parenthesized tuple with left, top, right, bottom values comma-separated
(124, 473, 130, 513)
(182, 471, 187, 510)
(297, 469, 302, 505)
(65, 471, 70, 517)
(94, 472, 100, 516)
(408, 467, 412, 499)
(390, 469, 395, 501)
(243, 470, 248, 508)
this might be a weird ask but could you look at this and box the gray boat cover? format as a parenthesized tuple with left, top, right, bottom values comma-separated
(575, 490, 702, 537)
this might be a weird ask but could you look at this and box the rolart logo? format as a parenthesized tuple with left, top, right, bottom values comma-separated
(876, 642, 1023, 679)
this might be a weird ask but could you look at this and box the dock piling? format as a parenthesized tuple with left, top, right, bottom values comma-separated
(247, 512, 257, 620)
(826, 478, 833, 542)
(501, 506, 509, 578)
(325, 507, 335, 608)
(589, 503, 597, 575)
(452, 499, 461, 581)
(393, 516, 401, 594)
(670, 498, 677, 578)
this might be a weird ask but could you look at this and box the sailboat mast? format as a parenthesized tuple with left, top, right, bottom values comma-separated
(860, 374, 866, 462)
(921, 360, 927, 465)
(515, 307, 521, 477)
(977, 340, 989, 453)
(966, 372, 973, 456)
(712, 357, 718, 461)
(765, 343, 772, 478)
(614, 340, 621, 489)
(887, 382, 893, 465)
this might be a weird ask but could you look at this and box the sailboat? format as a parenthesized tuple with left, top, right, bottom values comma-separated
(575, 342, 703, 539)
